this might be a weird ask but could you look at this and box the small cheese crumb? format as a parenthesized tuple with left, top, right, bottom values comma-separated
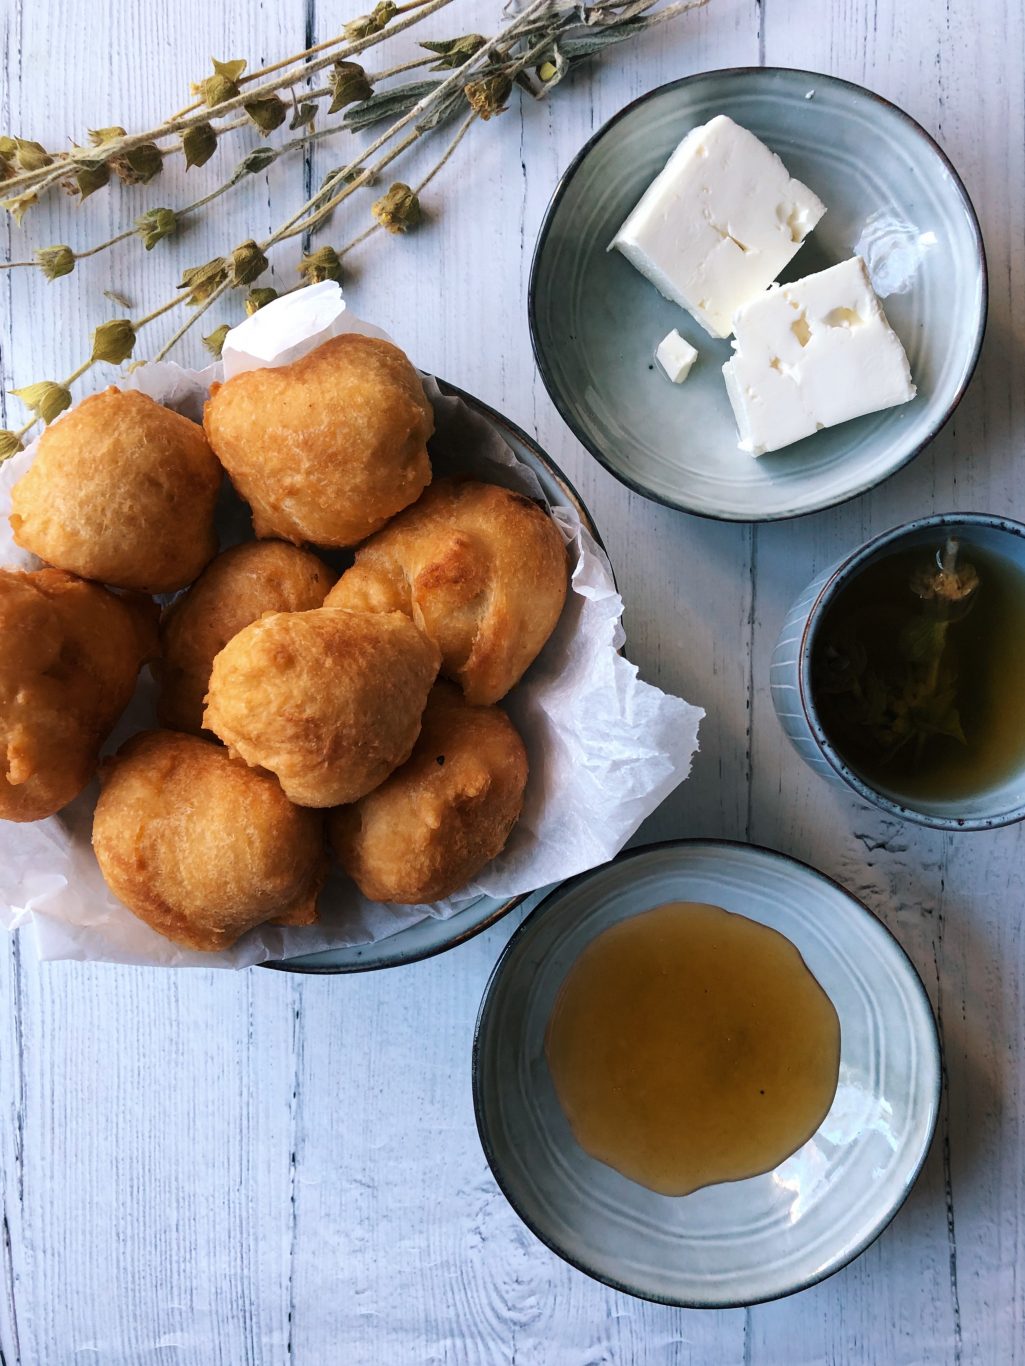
(655, 329, 698, 384)
(610, 114, 826, 339)
(722, 256, 916, 456)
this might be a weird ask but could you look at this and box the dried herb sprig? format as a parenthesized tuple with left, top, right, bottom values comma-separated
(0, 0, 711, 456)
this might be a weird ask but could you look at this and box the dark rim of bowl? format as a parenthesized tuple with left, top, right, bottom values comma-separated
(260, 376, 612, 975)
(797, 512, 1025, 831)
(472, 837, 943, 1310)
(527, 66, 989, 524)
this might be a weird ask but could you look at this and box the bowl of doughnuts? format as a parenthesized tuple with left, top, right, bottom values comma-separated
(0, 286, 701, 971)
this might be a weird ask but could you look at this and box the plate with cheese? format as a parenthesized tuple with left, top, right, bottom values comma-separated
(529, 67, 986, 521)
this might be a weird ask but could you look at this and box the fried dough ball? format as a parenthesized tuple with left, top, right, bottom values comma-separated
(92, 731, 325, 952)
(324, 479, 569, 704)
(330, 683, 528, 904)
(9, 388, 221, 592)
(203, 607, 441, 807)
(0, 568, 157, 822)
(156, 540, 336, 734)
(202, 334, 433, 547)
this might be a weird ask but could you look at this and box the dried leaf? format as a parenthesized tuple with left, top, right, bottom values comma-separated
(179, 257, 228, 305)
(13, 138, 52, 171)
(192, 57, 246, 108)
(2, 191, 38, 223)
(88, 126, 127, 146)
(298, 246, 344, 284)
(328, 61, 374, 113)
(234, 146, 278, 179)
(91, 319, 137, 365)
(289, 101, 318, 131)
(11, 381, 71, 424)
(0, 430, 24, 463)
(229, 239, 269, 286)
(322, 165, 372, 190)
(244, 287, 278, 316)
(104, 289, 133, 308)
(75, 159, 110, 200)
(182, 122, 217, 169)
(114, 142, 164, 184)
(203, 324, 231, 359)
(421, 34, 485, 69)
(372, 182, 420, 234)
(135, 206, 178, 249)
(245, 95, 287, 134)
(0, 138, 16, 160)
(342, 80, 440, 132)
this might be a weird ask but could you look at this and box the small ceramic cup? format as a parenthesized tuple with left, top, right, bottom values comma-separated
(771, 513, 1025, 830)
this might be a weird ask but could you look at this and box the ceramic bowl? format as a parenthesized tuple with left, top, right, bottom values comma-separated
(263, 379, 603, 974)
(473, 841, 941, 1307)
(772, 512, 1025, 830)
(529, 67, 986, 521)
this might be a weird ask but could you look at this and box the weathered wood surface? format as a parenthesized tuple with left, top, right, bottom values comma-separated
(1, 0, 1021, 1360)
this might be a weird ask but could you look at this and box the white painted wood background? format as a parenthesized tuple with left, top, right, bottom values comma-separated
(1, 0, 1022, 1361)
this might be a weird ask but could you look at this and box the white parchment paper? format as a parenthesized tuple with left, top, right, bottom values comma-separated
(0, 283, 703, 967)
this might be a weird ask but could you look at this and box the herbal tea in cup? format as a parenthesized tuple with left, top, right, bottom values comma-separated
(772, 516, 1025, 830)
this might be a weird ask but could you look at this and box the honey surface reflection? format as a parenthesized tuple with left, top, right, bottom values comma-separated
(545, 901, 841, 1197)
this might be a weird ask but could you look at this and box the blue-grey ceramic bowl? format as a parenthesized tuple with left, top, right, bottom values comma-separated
(473, 840, 941, 1308)
(529, 68, 986, 521)
(263, 379, 604, 974)
(772, 513, 1025, 830)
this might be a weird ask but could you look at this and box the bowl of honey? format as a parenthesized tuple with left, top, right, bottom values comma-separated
(472, 840, 940, 1307)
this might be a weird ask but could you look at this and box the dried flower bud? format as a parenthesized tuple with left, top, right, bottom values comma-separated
(328, 61, 373, 113)
(192, 57, 246, 108)
(114, 142, 164, 185)
(0, 138, 16, 160)
(0, 430, 24, 463)
(229, 239, 269, 286)
(345, 2, 396, 40)
(245, 95, 287, 134)
(182, 122, 218, 170)
(11, 381, 72, 425)
(537, 60, 558, 82)
(75, 159, 110, 200)
(235, 146, 278, 179)
(2, 191, 38, 223)
(244, 287, 278, 316)
(421, 34, 486, 69)
(91, 319, 137, 365)
(0, 156, 11, 183)
(13, 138, 52, 171)
(372, 182, 421, 234)
(179, 258, 229, 305)
(290, 101, 318, 131)
(298, 246, 344, 285)
(35, 245, 75, 281)
(464, 74, 512, 120)
(135, 206, 178, 250)
(88, 126, 127, 146)
(203, 324, 231, 359)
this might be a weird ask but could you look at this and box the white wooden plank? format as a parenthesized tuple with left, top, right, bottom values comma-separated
(1, 0, 1024, 1362)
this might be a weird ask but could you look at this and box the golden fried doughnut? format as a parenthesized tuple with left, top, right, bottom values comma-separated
(202, 334, 433, 547)
(203, 606, 440, 807)
(330, 683, 527, 904)
(325, 479, 568, 704)
(0, 568, 157, 822)
(156, 539, 336, 734)
(92, 730, 325, 952)
(9, 388, 221, 592)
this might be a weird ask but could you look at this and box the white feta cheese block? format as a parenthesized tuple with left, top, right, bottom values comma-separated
(722, 255, 917, 456)
(610, 114, 826, 339)
(655, 329, 698, 383)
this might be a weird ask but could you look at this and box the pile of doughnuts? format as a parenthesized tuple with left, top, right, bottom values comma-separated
(2, 334, 569, 951)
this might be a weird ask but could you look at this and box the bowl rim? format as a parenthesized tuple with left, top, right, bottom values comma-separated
(260, 375, 611, 975)
(527, 65, 989, 524)
(796, 511, 1025, 831)
(471, 837, 942, 1309)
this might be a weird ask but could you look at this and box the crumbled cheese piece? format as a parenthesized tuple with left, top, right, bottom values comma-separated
(654, 329, 698, 383)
